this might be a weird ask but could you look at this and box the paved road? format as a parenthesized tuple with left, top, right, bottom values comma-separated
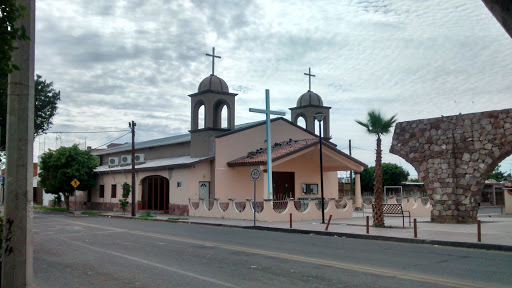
(33, 213, 512, 288)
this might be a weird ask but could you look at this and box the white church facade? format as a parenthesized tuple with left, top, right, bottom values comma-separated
(87, 49, 366, 220)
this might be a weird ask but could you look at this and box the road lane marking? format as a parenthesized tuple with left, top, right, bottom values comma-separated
(57, 237, 238, 288)
(38, 230, 122, 239)
(58, 219, 492, 288)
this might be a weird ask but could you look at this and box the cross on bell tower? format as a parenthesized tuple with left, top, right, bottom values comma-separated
(304, 67, 315, 91)
(290, 67, 331, 140)
(206, 47, 221, 76)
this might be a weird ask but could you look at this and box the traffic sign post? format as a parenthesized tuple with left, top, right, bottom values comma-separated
(71, 179, 80, 211)
(250, 168, 261, 226)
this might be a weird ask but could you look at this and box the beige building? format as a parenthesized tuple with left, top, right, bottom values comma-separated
(89, 61, 366, 218)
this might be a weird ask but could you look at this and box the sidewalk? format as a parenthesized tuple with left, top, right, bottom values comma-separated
(94, 206, 512, 252)
(2, 203, 508, 250)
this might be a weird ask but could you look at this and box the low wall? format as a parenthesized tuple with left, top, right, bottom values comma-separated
(505, 188, 512, 214)
(388, 197, 432, 217)
(63, 200, 142, 212)
(362, 196, 432, 217)
(188, 198, 353, 222)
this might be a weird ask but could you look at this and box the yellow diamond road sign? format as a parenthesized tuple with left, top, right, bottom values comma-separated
(71, 179, 80, 188)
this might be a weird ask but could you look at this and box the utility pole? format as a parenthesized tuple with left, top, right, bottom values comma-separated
(349, 139, 353, 196)
(2, 0, 35, 286)
(129, 121, 136, 216)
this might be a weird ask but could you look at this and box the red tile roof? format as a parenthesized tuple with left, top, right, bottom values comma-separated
(228, 139, 318, 167)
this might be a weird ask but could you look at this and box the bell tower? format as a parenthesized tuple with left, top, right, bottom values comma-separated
(189, 47, 237, 157)
(289, 67, 331, 139)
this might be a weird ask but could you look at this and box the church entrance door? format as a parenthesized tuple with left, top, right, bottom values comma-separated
(272, 172, 295, 200)
(141, 175, 169, 212)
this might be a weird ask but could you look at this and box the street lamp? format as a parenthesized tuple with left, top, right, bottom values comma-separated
(314, 113, 325, 224)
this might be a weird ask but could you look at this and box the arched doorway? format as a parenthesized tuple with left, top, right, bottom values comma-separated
(141, 175, 169, 211)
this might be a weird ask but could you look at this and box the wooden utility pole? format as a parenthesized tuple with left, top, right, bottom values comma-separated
(2, 0, 35, 286)
(129, 121, 136, 216)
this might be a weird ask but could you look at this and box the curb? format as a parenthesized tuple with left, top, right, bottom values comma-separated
(92, 213, 512, 252)
(243, 226, 512, 252)
(102, 214, 244, 228)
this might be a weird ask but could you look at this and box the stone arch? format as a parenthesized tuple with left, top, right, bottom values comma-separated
(290, 106, 331, 139)
(213, 99, 232, 129)
(293, 112, 307, 128)
(191, 99, 206, 130)
(390, 108, 512, 223)
(141, 175, 169, 211)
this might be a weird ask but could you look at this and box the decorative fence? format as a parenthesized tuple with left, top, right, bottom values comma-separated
(362, 196, 432, 217)
(188, 197, 353, 222)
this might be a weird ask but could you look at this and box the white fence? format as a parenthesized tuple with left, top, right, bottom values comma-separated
(189, 197, 353, 222)
(362, 196, 432, 217)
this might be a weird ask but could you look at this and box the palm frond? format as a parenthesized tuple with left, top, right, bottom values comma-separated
(355, 119, 371, 133)
(356, 110, 398, 136)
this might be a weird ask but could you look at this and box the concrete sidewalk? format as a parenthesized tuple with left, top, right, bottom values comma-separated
(92, 206, 512, 251)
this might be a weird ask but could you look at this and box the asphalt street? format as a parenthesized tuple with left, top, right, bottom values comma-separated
(33, 212, 512, 288)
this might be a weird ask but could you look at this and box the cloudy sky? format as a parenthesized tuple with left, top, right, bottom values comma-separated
(34, 0, 512, 178)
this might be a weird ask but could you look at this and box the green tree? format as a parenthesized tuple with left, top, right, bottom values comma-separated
(360, 166, 375, 192)
(39, 145, 99, 210)
(1, 3, 56, 150)
(119, 182, 131, 215)
(1, 0, 30, 149)
(360, 163, 410, 192)
(487, 164, 506, 182)
(0, 74, 60, 149)
(1, 0, 29, 75)
(356, 110, 397, 227)
(34, 74, 61, 137)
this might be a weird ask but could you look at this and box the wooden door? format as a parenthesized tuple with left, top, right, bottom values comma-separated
(272, 172, 295, 200)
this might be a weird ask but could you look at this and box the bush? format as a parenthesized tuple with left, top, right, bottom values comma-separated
(51, 194, 62, 208)
(122, 182, 131, 199)
(119, 182, 131, 215)
(119, 198, 129, 215)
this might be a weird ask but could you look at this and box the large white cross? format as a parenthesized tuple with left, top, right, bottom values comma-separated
(249, 89, 286, 199)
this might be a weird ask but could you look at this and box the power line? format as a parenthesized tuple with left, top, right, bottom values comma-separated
(46, 130, 130, 134)
(92, 132, 131, 150)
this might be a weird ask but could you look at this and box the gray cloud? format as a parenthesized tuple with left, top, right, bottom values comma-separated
(34, 0, 512, 176)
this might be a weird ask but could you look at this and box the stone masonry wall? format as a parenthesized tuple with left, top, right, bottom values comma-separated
(390, 108, 512, 223)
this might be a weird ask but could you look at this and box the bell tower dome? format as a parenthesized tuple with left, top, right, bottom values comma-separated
(289, 67, 331, 139)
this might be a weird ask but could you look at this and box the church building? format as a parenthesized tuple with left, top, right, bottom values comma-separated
(89, 48, 366, 218)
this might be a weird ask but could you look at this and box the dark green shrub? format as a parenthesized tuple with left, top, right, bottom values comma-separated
(51, 194, 62, 208)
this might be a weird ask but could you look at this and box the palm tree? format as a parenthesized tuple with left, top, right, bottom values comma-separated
(356, 110, 397, 227)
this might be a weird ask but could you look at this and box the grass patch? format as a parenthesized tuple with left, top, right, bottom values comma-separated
(138, 215, 156, 221)
(137, 210, 156, 221)
(168, 217, 188, 221)
(81, 211, 102, 216)
(33, 206, 68, 212)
